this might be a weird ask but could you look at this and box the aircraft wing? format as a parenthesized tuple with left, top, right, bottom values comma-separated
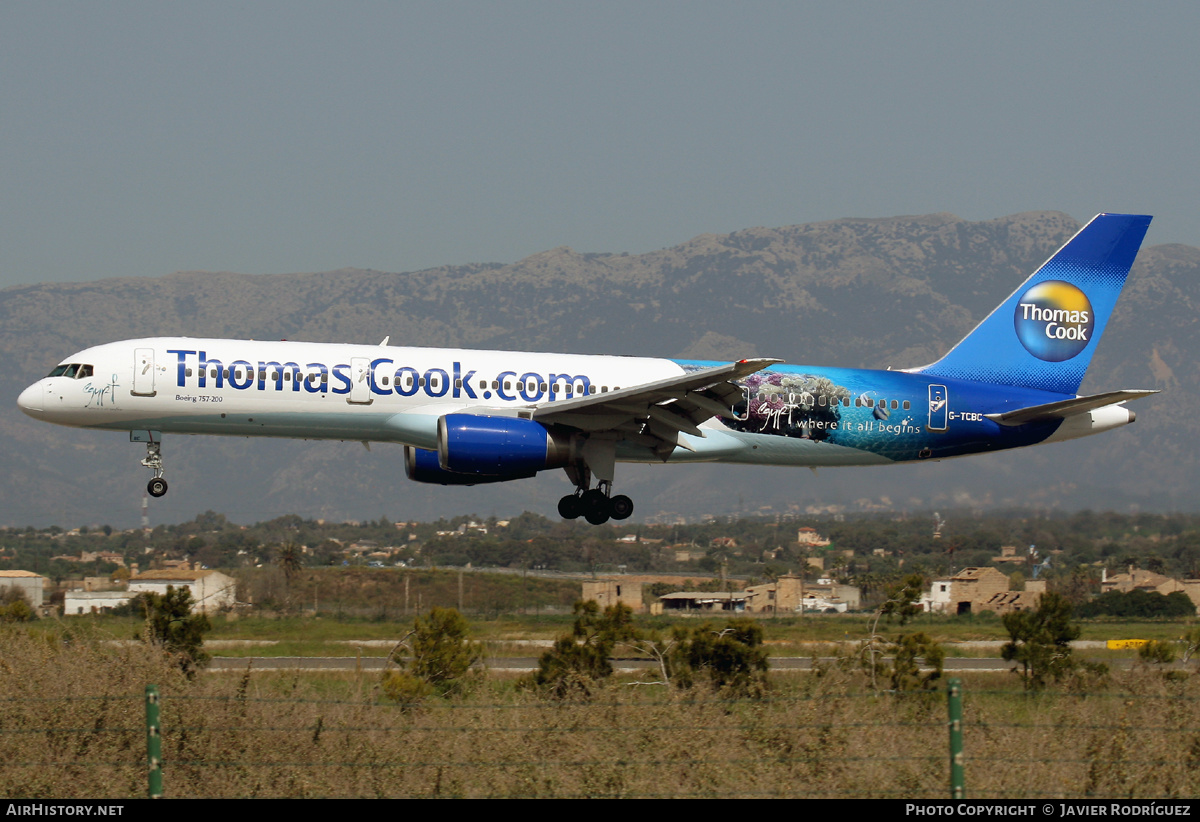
(985, 389, 1159, 427)
(531, 358, 781, 457)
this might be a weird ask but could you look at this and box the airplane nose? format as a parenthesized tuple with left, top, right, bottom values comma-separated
(16, 382, 43, 416)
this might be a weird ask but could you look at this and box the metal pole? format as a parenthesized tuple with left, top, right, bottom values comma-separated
(145, 684, 163, 799)
(947, 677, 965, 799)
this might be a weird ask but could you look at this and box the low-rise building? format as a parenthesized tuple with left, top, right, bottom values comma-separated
(0, 570, 45, 608)
(743, 575, 862, 614)
(744, 575, 803, 614)
(805, 581, 861, 611)
(796, 527, 831, 547)
(1101, 568, 1200, 609)
(128, 569, 236, 614)
(581, 580, 644, 613)
(64, 591, 135, 615)
(979, 590, 1042, 613)
(925, 567, 1011, 615)
(658, 591, 747, 612)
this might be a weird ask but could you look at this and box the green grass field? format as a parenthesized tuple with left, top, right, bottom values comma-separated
(48, 608, 1200, 663)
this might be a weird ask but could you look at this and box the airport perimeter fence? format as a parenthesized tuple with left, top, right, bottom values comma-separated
(3, 676, 1200, 799)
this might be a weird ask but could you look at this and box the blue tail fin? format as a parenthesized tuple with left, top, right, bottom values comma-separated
(913, 213, 1152, 394)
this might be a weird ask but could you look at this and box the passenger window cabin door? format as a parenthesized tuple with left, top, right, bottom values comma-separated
(132, 349, 156, 397)
(926, 384, 948, 431)
(348, 357, 372, 405)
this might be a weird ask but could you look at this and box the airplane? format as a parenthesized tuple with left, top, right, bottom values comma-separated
(17, 213, 1157, 525)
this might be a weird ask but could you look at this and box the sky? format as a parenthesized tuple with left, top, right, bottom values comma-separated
(2, 1, 1198, 288)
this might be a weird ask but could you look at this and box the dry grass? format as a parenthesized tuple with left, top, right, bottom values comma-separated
(2, 626, 1199, 798)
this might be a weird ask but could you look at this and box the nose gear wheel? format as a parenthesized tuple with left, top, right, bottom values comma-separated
(140, 441, 169, 497)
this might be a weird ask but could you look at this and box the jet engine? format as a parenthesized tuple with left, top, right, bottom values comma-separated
(403, 445, 536, 486)
(436, 414, 572, 475)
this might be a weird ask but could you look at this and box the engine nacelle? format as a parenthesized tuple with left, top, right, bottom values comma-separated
(437, 414, 572, 476)
(404, 446, 534, 486)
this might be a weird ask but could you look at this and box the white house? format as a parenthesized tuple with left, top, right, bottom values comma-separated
(0, 570, 45, 608)
(128, 570, 237, 614)
(64, 591, 135, 615)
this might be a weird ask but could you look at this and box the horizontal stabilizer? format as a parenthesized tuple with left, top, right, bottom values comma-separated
(985, 390, 1158, 427)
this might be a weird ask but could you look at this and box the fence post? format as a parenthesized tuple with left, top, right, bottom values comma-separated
(145, 684, 163, 799)
(947, 677, 964, 799)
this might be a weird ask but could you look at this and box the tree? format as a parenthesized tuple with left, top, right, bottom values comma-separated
(383, 607, 481, 703)
(532, 601, 638, 698)
(0, 587, 34, 623)
(1137, 640, 1177, 665)
(1182, 627, 1200, 663)
(408, 608, 477, 686)
(137, 586, 211, 677)
(1077, 589, 1195, 618)
(665, 618, 769, 695)
(275, 541, 305, 608)
(1001, 592, 1079, 690)
(887, 632, 945, 691)
(859, 573, 939, 693)
(878, 574, 925, 625)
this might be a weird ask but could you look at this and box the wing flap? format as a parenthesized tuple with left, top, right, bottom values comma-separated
(532, 358, 780, 452)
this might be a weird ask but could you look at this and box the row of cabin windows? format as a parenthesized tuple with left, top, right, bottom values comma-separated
(185, 367, 328, 383)
(47, 364, 94, 379)
(481, 380, 620, 395)
(762, 393, 911, 411)
(860, 398, 911, 410)
(181, 367, 620, 395)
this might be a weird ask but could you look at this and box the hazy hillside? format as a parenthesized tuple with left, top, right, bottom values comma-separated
(1, 211, 1193, 527)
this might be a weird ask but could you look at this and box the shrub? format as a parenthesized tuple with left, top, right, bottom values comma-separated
(666, 618, 770, 695)
(136, 586, 211, 677)
(383, 607, 481, 703)
(531, 601, 637, 698)
(1001, 593, 1079, 690)
(1078, 589, 1196, 618)
(1138, 640, 1178, 665)
(0, 588, 34, 623)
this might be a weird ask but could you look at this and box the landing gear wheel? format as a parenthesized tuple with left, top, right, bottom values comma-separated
(558, 494, 582, 520)
(581, 489, 611, 525)
(609, 494, 634, 520)
(140, 440, 167, 497)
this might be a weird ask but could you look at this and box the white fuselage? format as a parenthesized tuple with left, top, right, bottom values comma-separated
(16, 336, 905, 468)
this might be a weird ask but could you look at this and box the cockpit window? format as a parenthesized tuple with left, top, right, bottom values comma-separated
(46, 363, 95, 379)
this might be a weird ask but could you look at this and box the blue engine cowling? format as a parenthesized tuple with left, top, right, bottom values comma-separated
(436, 414, 571, 475)
(403, 446, 536, 486)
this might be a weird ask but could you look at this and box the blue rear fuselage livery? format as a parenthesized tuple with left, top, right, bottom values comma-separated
(17, 213, 1158, 524)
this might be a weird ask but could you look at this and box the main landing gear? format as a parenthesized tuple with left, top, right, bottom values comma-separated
(141, 441, 169, 498)
(558, 480, 634, 526)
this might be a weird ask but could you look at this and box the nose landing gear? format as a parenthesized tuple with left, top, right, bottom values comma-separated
(140, 440, 169, 498)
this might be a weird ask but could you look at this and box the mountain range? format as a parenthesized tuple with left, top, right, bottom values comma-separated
(2, 211, 1193, 527)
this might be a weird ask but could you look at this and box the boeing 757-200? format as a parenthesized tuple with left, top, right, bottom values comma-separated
(17, 213, 1157, 524)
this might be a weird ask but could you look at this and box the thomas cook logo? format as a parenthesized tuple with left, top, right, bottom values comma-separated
(1013, 281, 1094, 362)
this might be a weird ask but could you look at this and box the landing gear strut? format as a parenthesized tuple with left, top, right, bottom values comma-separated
(141, 441, 169, 498)
(558, 480, 634, 525)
